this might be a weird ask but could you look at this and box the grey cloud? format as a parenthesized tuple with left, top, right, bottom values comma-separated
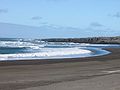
(112, 12, 120, 18)
(0, 9, 8, 14)
(40, 22, 48, 25)
(90, 22, 104, 27)
(45, 0, 68, 2)
(31, 16, 42, 20)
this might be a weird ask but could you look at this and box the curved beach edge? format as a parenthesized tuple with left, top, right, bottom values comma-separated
(0, 48, 119, 66)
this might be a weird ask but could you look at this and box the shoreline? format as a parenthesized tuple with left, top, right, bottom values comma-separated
(0, 48, 120, 90)
(0, 48, 118, 66)
(0, 44, 113, 62)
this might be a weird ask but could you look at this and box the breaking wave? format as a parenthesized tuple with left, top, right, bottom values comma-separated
(0, 38, 118, 61)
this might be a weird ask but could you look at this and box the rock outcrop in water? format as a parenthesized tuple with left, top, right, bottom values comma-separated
(42, 36, 120, 44)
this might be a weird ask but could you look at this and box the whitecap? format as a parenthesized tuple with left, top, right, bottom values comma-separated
(0, 47, 92, 60)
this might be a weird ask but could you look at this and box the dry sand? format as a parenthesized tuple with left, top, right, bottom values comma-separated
(0, 48, 120, 90)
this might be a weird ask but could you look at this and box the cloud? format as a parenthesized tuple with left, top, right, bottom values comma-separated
(45, 0, 59, 1)
(0, 9, 8, 14)
(90, 22, 104, 27)
(31, 16, 42, 20)
(112, 12, 120, 18)
(40, 22, 48, 25)
(45, 0, 68, 2)
(0, 22, 118, 38)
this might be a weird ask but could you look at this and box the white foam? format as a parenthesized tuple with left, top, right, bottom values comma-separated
(46, 43, 120, 47)
(0, 48, 92, 60)
(79, 43, 120, 47)
(0, 41, 44, 49)
(0, 41, 115, 61)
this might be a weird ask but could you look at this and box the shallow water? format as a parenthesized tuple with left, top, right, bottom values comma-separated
(0, 38, 119, 61)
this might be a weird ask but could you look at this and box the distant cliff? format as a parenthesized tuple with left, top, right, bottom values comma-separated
(42, 36, 120, 44)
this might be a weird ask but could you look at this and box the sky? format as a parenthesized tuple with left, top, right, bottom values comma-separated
(0, 0, 120, 38)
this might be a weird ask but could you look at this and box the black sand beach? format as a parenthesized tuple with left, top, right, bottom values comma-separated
(0, 48, 120, 90)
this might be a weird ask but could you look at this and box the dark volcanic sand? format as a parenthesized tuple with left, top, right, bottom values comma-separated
(0, 48, 120, 90)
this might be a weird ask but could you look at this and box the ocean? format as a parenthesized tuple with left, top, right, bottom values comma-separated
(0, 38, 119, 61)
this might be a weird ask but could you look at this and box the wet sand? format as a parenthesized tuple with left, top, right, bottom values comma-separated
(0, 48, 120, 90)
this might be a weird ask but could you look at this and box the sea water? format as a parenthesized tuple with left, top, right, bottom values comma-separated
(0, 38, 119, 61)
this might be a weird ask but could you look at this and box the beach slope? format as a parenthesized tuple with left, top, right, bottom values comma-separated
(0, 48, 120, 90)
